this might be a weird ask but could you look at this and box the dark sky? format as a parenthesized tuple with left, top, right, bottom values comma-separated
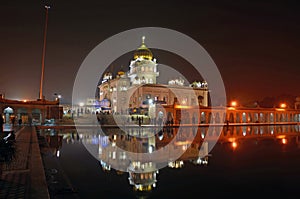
(1, 0, 299, 104)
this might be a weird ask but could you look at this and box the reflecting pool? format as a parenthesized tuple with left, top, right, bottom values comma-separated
(38, 124, 300, 198)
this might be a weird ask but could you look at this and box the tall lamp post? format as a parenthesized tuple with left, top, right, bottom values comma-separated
(39, 5, 50, 100)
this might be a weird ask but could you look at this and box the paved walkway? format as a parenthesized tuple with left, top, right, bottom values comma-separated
(0, 126, 50, 199)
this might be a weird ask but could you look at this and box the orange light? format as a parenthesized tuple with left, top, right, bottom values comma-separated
(175, 105, 192, 109)
(231, 101, 237, 107)
(232, 141, 237, 149)
(282, 138, 287, 145)
(280, 103, 287, 108)
(276, 135, 285, 139)
(23, 100, 27, 102)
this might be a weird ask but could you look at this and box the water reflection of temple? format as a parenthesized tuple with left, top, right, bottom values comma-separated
(128, 161, 158, 191)
(77, 124, 299, 191)
(43, 124, 300, 193)
(81, 126, 211, 192)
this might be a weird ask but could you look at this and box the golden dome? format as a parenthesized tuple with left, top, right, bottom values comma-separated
(117, 70, 125, 77)
(133, 36, 153, 60)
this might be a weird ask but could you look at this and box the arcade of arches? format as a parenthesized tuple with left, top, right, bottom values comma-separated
(0, 98, 62, 125)
(158, 105, 300, 125)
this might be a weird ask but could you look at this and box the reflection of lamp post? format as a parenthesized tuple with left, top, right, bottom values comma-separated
(39, 5, 50, 100)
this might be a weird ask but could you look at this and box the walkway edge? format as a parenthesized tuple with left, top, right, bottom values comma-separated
(29, 127, 50, 199)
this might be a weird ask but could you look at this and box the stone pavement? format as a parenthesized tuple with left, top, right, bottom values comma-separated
(0, 126, 50, 199)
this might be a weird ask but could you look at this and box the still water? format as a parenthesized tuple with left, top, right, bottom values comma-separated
(39, 125, 300, 199)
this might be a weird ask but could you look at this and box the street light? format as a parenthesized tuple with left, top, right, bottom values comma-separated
(230, 101, 237, 107)
(39, 5, 50, 100)
(54, 93, 61, 101)
(280, 103, 287, 109)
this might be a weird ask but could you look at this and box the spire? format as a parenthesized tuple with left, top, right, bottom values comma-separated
(133, 36, 153, 60)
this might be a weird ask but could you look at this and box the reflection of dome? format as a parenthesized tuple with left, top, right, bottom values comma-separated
(128, 161, 158, 192)
(133, 36, 153, 60)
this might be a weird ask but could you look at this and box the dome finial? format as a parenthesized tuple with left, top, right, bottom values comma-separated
(134, 36, 153, 60)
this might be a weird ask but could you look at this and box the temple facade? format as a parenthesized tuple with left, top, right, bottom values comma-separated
(98, 37, 208, 114)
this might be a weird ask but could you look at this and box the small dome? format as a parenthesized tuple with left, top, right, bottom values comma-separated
(103, 72, 112, 80)
(117, 70, 125, 77)
(133, 36, 153, 60)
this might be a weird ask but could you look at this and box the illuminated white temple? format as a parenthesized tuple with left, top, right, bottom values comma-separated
(98, 36, 208, 114)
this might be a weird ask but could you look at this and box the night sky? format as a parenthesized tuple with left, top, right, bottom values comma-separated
(1, 0, 299, 104)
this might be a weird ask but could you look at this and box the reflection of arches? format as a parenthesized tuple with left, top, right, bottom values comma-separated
(208, 127, 213, 136)
(200, 127, 207, 138)
(223, 129, 228, 136)
(230, 127, 234, 135)
(254, 126, 259, 134)
(236, 126, 241, 135)
(248, 126, 252, 135)
(242, 126, 247, 135)
(276, 125, 282, 133)
(215, 126, 222, 137)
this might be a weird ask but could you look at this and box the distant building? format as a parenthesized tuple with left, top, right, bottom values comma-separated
(0, 95, 62, 126)
(98, 37, 208, 114)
